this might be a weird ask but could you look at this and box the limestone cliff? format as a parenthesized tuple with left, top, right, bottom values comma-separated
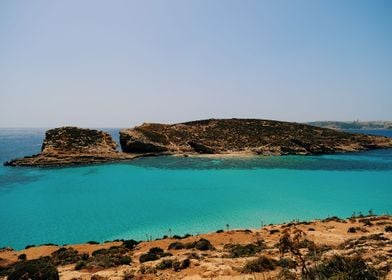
(4, 127, 136, 167)
(120, 119, 392, 156)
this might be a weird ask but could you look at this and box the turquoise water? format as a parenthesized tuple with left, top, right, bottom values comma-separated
(0, 129, 391, 250)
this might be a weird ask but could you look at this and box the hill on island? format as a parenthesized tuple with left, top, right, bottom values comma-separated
(4, 118, 392, 167)
(120, 118, 392, 156)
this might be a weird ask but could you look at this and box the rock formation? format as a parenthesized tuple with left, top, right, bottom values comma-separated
(4, 127, 137, 167)
(4, 119, 392, 167)
(120, 118, 392, 156)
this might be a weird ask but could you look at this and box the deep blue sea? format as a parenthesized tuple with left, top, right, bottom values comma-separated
(0, 128, 391, 250)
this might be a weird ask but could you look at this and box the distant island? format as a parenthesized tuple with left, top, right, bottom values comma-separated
(307, 120, 392, 130)
(4, 118, 392, 167)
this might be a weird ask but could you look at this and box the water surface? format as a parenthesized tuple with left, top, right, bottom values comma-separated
(0, 128, 391, 249)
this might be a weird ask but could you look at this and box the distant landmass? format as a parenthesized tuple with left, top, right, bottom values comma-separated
(307, 121, 392, 130)
(5, 119, 392, 167)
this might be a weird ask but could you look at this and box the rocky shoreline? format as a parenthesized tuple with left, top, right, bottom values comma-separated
(1, 214, 391, 279)
(4, 119, 392, 167)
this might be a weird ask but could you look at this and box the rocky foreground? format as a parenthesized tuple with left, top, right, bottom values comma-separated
(5, 119, 392, 166)
(1, 215, 392, 279)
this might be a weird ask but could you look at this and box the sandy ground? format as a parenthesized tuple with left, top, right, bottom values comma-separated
(1, 215, 392, 279)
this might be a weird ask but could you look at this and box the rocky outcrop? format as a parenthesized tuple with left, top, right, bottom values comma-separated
(5, 119, 392, 167)
(4, 127, 137, 167)
(120, 119, 392, 156)
(40, 126, 118, 154)
(119, 128, 169, 153)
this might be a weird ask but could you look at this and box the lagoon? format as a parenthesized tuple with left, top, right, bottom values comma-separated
(0, 129, 391, 250)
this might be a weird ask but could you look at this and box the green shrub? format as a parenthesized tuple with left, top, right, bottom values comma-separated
(87, 241, 100, 244)
(8, 257, 59, 280)
(187, 239, 214, 251)
(108, 246, 129, 254)
(242, 256, 278, 273)
(385, 226, 392, 232)
(51, 247, 80, 265)
(168, 242, 185, 250)
(298, 238, 316, 250)
(123, 239, 138, 250)
(278, 257, 297, 269)
(25, 244, 36, 249)
(149, 247, 164, 255)
(322, 216, 346, 223)
(74, 260, 87, 270)
(172, 259, 191, 271)
(75, 246, 131, 269)
(347, 227, 356, 233)
(172, 261, 181, 271)
(172, 233, 192, 239)
(224, 241, 265, 258)
(156, 259, 173, 270)
(360, 219, 373, 226)
(305, 255, 382, 280)
(18, 254, 27, 260)
(119, 256, 132, 265)
(92, 248, 108, 256)
(180, 259, 190, 269)
(139, 252, 159, 263)
(139, 247, 170, 263)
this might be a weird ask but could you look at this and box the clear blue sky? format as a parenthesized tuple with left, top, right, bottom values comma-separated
(1, 0, 391, 127)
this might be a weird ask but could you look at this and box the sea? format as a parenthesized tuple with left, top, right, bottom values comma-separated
(0, 128, 391, 250)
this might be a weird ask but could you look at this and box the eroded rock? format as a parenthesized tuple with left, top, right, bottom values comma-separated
(4, 127, 136, 167)
(119, 119, 392, 156)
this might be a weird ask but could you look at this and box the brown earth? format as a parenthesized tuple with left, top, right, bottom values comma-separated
(1, 215, 391, 279)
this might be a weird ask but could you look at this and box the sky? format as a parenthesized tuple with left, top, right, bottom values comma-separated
(0, 0, 391, 127)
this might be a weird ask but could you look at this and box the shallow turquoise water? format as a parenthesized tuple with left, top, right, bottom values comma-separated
(0, 129, 391, 250)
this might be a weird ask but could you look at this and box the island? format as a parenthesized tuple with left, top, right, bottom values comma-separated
(307, 120, 392, 130)
(3, 127, 139, 167)
(5, 119, 392, 167)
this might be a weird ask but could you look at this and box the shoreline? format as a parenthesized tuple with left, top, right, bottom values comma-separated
(5, 146, 392, 168)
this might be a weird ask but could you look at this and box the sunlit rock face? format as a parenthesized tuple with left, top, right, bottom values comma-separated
(5, 127, 134, 167)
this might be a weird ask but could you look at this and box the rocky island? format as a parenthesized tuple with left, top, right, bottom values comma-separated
(120, 118, 392, 155)
(5, 119, 392, 167)
(4, 127, 138, 167)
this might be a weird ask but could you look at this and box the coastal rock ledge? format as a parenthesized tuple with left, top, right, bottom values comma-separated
(4, 127, 136, 167)
(120, 119, 392, 156)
